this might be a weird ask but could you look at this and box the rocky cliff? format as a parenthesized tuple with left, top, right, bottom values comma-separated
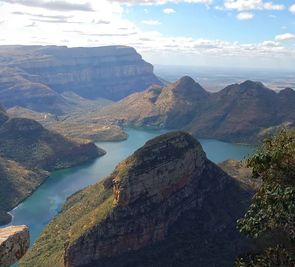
(99, 77, 295, 144)
(20, 131, 252, 267)
(0, 225, 29, 267)
(0, 45, 161, 113)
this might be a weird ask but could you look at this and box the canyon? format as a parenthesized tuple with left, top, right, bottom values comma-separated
(0, 105, 104, 225)
(20, 132, 252, 267)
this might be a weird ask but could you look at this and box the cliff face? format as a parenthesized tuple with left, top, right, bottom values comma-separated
(0, 45, 161, 112)
(100, 77, 295, 144)
(0, 225, 29, 267)
(21, 132, 252, 267)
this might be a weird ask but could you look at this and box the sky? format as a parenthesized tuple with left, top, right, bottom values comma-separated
(0, 0, 295, 69)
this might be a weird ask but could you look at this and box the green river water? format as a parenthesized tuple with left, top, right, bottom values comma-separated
(5, 128, 255, 246)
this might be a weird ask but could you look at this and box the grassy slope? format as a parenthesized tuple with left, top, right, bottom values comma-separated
(0, 157, 48, 225)
(0, 118, 104, 171)
(20, 180, 114, 267)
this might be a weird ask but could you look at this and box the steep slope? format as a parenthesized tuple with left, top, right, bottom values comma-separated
(0, 45, 161, 112)
(0, 107, 105, 225)
(188, 80, 280, 143)
(218, 160, 262, 190)
(0, 117, 104, 171)
(20, 132, 252, 267)
(0, 67, 72, 115)
(100, 76, 209, 128)
(276, 87, 295, 122)
(0, 105, 8, 125)
(100, 77, 295, 143)
(0, 157, 48, 225)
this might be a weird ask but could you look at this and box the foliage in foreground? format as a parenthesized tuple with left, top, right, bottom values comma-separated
(236, 129, 295, 266)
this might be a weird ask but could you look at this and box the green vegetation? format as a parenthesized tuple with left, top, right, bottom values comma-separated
(0, 118, 103, 171)
(19, 181, 114, 267)
(0, 108, 104, 226)
(0, 157, 48, 225)
(236, 129, 295, 266)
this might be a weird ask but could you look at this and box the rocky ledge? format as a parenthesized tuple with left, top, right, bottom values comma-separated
(0, 225, 29, 267)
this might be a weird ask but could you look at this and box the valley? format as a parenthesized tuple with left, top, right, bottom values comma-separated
(0, 44, 293, 267)
(16, 129, 254, 267)
(3, 128, 254, 246)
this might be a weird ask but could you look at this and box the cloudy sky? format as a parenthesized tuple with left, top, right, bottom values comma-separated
(0, 0, 295, 69)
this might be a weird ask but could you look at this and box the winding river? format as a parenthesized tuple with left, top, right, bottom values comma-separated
(5, 128, 255, 245)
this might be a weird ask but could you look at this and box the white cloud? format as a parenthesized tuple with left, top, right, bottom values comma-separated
(141, 20, 161, 25)
(0, 0, 294, 69)
(275, 33, 295, 41)
(109, 0, 213, 5)
(0, 0, 94, 12)
(290, 4, 295, 14)
(163, 8, 176, 14)
(224, 0, 284, 11)
(263, 2, 284, 10)
(236, 12, 254, 20)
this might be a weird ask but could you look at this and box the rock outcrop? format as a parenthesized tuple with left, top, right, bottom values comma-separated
(20, 132, 252, 267)
(99, 77, 295, 144)
(0, 225, 29, 267)
(0, 45, 161, 113)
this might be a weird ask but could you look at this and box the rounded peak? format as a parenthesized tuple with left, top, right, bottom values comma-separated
(279, 87, 295, 94)
(174, 76, 197, 88)
(113, 131, 205, 181)
(240, 80, 265, 88)
(112, 131, 207, 206)
(171, 76, 207, 97)
(143, 131, 199, 150)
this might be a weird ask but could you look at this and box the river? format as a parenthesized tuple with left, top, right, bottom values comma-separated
(6, 128, 255, 245)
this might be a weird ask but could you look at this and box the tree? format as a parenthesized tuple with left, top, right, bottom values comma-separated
(236, 129, 295, 266)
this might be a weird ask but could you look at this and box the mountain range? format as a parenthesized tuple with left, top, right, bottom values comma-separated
(99, 76, 295, 143)
(0, 45, 161, 114)
(20, 131, 252, 267)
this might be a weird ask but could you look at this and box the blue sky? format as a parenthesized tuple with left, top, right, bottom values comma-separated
(127, 1, 294, 43)
(0, 0, 294, 69)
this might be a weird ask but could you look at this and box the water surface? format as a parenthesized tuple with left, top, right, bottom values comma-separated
(5, 128, 255, 244)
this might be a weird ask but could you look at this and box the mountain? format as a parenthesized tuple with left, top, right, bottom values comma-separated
(100, 76, 209, 128)
(0, 45, 161, 113)
(100, 77, 295, 144)
(20, 131, 252, 267)
(187, 80, 280, 143)
(8, 104, 128, 142)
(0, 107, 105, 225)
(0, 117, 104, 171)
